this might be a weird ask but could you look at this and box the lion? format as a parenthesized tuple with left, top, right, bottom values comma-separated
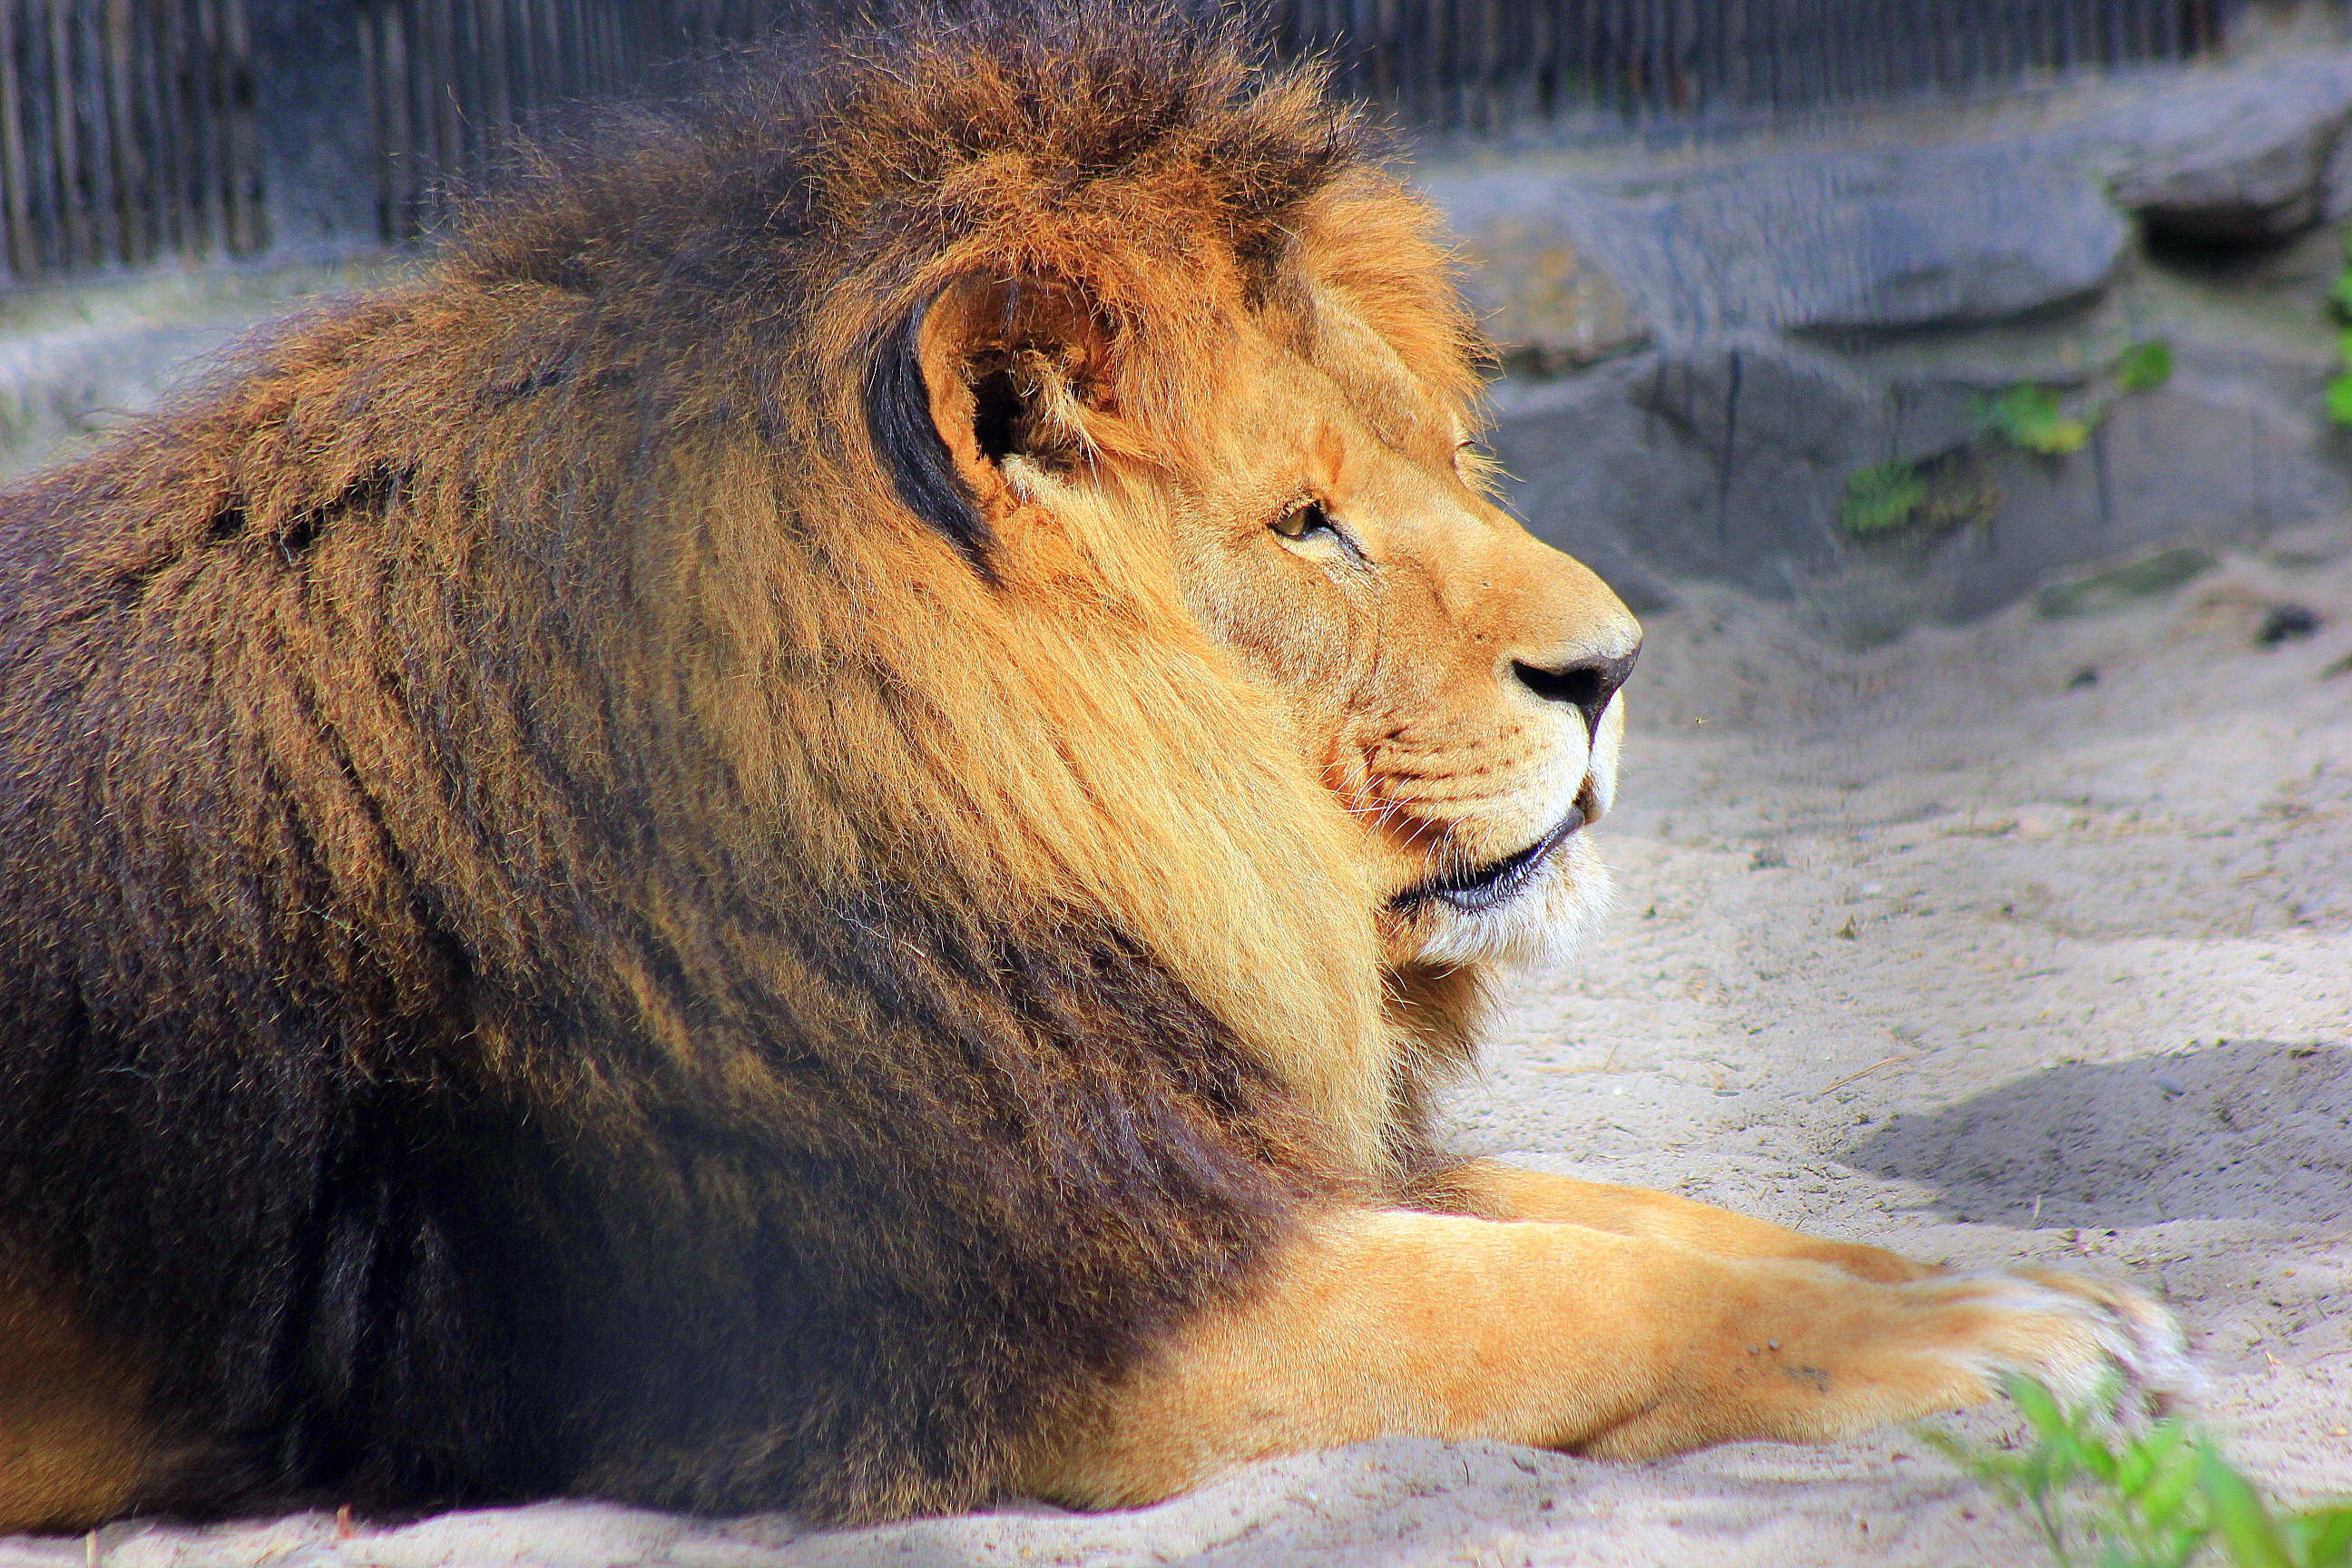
(0, 0, 2185, 1535)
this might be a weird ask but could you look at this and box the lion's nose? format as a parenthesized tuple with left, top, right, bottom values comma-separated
(1512, 645, 1639, 740)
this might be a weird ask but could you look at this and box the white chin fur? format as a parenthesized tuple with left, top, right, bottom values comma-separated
(1398, 693, 1626, 970)
(1406, 838, 1614, 969)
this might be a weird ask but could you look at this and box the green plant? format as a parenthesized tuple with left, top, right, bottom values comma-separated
(1978, 339, 2172, 456)
(1983, 383, 2095, 456)
(2115, 338, 2175, 395)
(1840, 459, 1929, 538)
(2328, 233, 2352, 426)
(1923, 1376, 2352, 1568)
(2328, 375, 2352, 426)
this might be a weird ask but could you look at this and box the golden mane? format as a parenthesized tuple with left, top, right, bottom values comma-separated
(0, 0, 1484, 1524)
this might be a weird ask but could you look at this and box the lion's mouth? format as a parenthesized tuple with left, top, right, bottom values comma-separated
(1392, 807, 1586, 916)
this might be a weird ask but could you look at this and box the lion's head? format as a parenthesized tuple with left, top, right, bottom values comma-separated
(875, 85, 1640, 986)
(1189, 331, 1640, 974)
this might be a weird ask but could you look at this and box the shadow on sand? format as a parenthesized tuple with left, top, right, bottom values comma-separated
(1836, 1040, 2352, 1230)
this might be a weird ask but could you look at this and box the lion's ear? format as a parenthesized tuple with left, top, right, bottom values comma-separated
(866, 274, 1112, 566)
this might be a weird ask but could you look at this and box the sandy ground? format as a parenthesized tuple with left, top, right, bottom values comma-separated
(5, 530, 2349, 1568)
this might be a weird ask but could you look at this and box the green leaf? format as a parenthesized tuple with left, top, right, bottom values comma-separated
(2332, 268, 2352, 317)
(2138, 1445, 2205, 1530)
(2327, 375, 2352, 426)
(2004, 1375, 2071, 1436)
(2115, 338, 2174, 393)
(2118, 1421, 2192, 1499)
(2290, 1506, 2352, 1568)
(1840, 460, 1928, 538)
(1982, 384, 2094, 456)
(2200, 1445, 2293, 1568)
(2337, 329, 2352, 370)
(2043, 416, 2092, 455)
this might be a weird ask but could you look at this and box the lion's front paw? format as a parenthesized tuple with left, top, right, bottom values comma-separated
(1931, 1266, 2200, 1413)
(1574, 1256, 2198, 1460)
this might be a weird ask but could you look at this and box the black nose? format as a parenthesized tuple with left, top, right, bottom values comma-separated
(1514, 647, 1639, 739)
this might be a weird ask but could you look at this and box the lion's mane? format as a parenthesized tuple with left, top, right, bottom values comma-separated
(0, 0, 1474, 1524)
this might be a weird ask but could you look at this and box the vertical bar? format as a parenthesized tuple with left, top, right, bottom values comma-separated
(182, 0, 216, 255)
(561, 0, 581, 104)
(45, 0, 81, 268)
(79, 0, 120, 265)
(104, 0, 143, 263)
(359, 0, 383, 240)
(432, 0, 458, 220)
(224, 0, 260, 255)
(407, 0, 435, 230)
(385, 0, 415, 239)
(453, 0, 479, 172)
(0, 0, 30, 279)
(483, 0, 512, 152)
(199, 0, 228, 254)
(155, 0, 191, 258)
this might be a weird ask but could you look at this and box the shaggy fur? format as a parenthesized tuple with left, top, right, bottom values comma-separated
(0, 2, 1485, 1525)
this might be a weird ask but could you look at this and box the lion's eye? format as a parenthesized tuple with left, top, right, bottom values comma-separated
(1271, 499, 1337, 541)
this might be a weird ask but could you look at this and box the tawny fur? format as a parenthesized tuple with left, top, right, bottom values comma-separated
(0, 0, 2185, 1534)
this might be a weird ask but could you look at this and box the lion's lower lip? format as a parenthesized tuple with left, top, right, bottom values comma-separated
(1394, 807, 1586, 916)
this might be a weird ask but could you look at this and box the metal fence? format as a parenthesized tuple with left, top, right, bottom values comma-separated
(0, 0, 2258, 282)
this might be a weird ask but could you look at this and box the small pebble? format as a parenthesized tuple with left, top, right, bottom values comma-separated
(2156, 1075, 2187, 1098)
(2257, 603, 2321, 646)
(2066, 666, 2099, 689)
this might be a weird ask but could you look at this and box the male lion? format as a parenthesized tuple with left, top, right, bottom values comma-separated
(0, 1, 2183, 1534)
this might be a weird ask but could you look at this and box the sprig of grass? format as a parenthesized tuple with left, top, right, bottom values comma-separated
(1922, 1377, 2352, 1568)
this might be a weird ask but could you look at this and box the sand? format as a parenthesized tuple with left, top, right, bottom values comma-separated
(5, 529, 2348, 1568)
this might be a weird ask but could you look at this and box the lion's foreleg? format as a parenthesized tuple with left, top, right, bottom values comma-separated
(1015, 1209, 2179, 1508)
(1420, 1160, 1932, 1283)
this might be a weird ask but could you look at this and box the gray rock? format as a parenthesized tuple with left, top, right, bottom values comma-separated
(1434, 52, 2352, 636)
(1488, 338, 1879, 599)
(1484, 357, 1695, 612)
(1448, 209, 1651, 369)
(1909, 377, 2343, 620)
(1489, 337, 2343, 629)
(2323, 122, 2352, 225)
(2101, 54, 2352, 244)
(1427, 142, 2128, 342)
